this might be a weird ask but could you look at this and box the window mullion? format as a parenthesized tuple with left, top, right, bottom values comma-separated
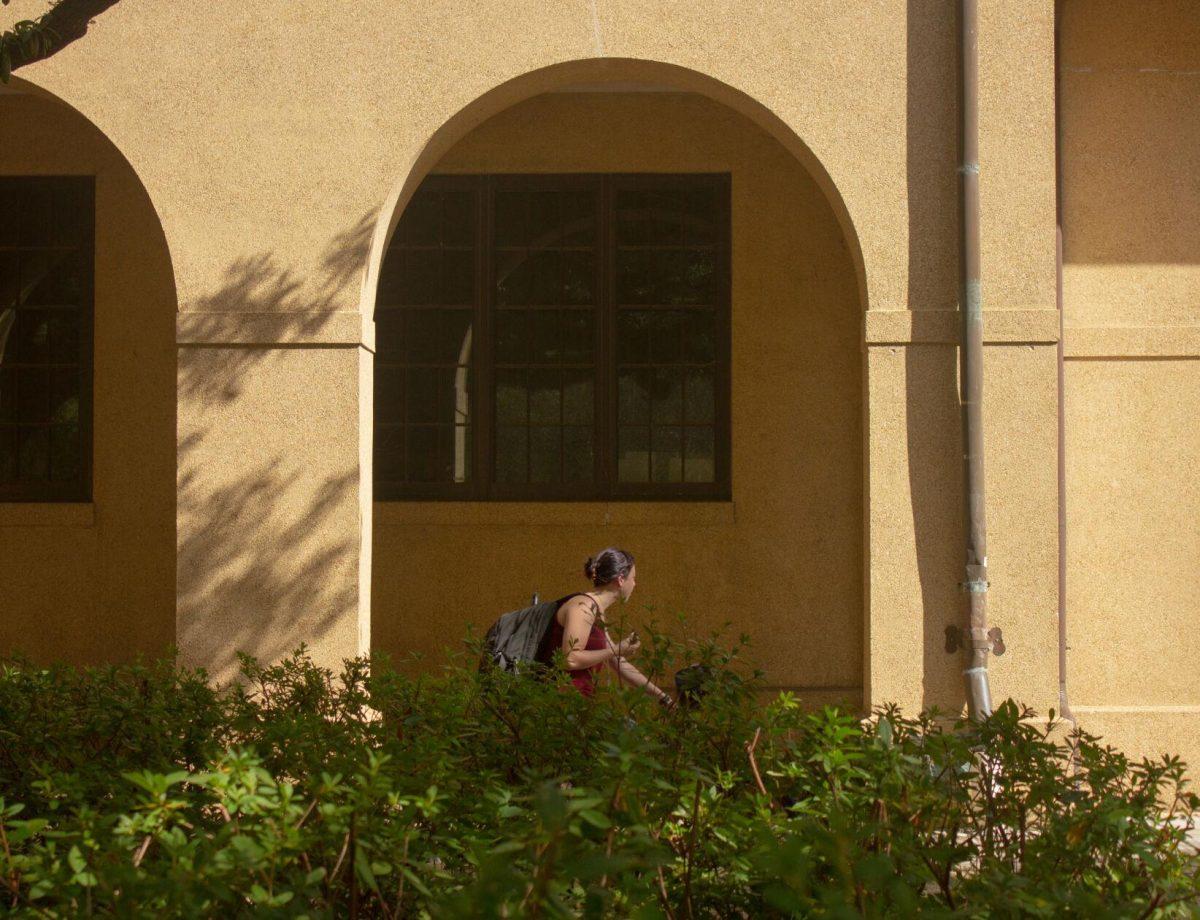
(475, 176, 493, 500)
(597, 176, 614, 499)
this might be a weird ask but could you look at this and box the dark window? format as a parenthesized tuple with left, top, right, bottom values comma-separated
(374, 174, 730, 501)
(0, 177, 94, 502)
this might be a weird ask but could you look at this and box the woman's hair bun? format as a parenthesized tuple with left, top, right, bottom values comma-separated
(583, 548, 635, 587)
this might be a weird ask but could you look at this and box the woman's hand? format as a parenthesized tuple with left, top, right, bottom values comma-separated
(611, 632, 641, 659)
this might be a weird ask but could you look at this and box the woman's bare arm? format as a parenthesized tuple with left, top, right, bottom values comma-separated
(604, 631, 670, 702)
(560, 598, 614, 670)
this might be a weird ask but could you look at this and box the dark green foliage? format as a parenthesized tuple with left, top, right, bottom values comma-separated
(1, 624, 1198, 917)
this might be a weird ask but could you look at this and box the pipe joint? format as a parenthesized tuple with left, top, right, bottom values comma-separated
(945, 625, 1006, 657)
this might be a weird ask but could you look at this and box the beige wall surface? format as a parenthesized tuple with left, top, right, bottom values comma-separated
(0, 91, 176, 664)
(1061, 1, 1200, 763)
(1, 2, 1074, 730)
(371, 93, 864, 697)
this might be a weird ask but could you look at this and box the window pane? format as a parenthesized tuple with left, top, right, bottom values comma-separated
(527, 368, 561, 425)
(562, 370, 593, 425)
(560, 250, 595, 304)
(406, 426, 440, 482)
(0, 254, 19, 309)
(0, 187, 19, 248)
(528, 190, 563, 246)
(399, 250, 440, 305)
(529, 426, 559, 483)
(18, 427, 49, 480)
(684, 427, 715, 483)
(649, 311, 684, 365)
(495, 251, 532, 305)
(529, 310, 559, 364)
(441, 249, 474, 305)
(685, 309, 717, 363)
(0, 367, 14, 422)
(530, 251, 562, 305)
(405, 309, 472, 365)
(406, 368, 439, 424)
(618, 427, 650, 483)
(15, 310, 51, 362)
(50, 370, 79, 424)
(494, 190, 527, 247)
(616, 310, 652, 364)
(684, 368, 715, 424)
(494, 369, 527, 425)
(0, 178, 92, 500)
(651, 426, 682, 483)
(397, 190, 441, 247)
(615, 248, 715, 305)
(495, 426, 527, 483)
(441, 191, 475, 247)
(495, 309, 526, 364)
(0, 428, 14, 480)
(23, 251, 82, 306)
(563, 426, 593, 483)
(17, 368, 49, 422)
(618, 369, 651, 425)
(682, 185, 719, 246)
(616, 310, 684, 364)
(49, 424, 80, 481)
(48, 312, 81, 363)
(616, 188, 686, 247)
(650, 368, 683, 424)
(376, 365, 405, 418)
(560, 309, 594, 363)
(375, 425, 405, 482)
(559, 193, 596, 246)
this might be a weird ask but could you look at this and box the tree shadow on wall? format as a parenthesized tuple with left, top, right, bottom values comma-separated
(176, 429, 359, 685)
(178, 210, 374, 406)
(175, 211, 376, 684)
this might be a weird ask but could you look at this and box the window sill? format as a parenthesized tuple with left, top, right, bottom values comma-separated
(0, 503, 96, 528)
(373, 501, 736, 528)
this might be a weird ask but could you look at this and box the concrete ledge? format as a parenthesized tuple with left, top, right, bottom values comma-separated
(865, 309, 1060, 345)
(177, 312, 374, 349)
(374, 501, 737, 527)
(1063, 325, 1200, 358)
(0, 503, 95, 527)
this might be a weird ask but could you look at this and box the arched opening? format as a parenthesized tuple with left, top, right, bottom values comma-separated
(0, 78, 178, 665)
(366, 60, 868, 708)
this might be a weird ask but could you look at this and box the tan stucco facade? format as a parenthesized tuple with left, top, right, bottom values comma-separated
(1, 2, 1197, 764)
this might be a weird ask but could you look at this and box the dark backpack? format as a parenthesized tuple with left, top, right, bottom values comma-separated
(480, 592, 562, 674)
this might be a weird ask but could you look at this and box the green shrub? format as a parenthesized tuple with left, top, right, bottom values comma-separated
(1, 622, 1198, 917)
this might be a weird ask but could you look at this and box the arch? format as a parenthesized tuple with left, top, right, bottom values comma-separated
(359, 58, 869, 324)
(366, 59, 870, 706)
(0, 74, 179, 665)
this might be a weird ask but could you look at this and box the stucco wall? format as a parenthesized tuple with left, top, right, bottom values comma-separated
(1061, 1, 1200, 761)
(0, 91, 176, 664)
(371, 93, 863, 698)
(3, 2, 1068, 726)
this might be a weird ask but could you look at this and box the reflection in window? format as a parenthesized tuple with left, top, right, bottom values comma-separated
(373, 174, 728, 500)
(0, 177, 93, 502)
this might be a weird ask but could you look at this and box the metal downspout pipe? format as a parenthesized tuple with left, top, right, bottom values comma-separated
(958, 0, 993, 720)
(1054, 1, 1077, 730)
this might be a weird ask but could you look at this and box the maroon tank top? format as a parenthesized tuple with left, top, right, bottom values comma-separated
(539, 593, 607, 697)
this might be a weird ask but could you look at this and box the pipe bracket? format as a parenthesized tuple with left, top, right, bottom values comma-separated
(945, 625, 1005, 656)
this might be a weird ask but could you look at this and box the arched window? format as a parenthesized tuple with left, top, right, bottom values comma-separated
(0, 177, 93, 502)
(374, 173, 729, 501)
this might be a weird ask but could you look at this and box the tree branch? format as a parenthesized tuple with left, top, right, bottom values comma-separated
(1, 0, 121, 81)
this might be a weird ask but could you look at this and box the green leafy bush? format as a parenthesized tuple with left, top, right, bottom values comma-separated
(1, 622, 1198, 917)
